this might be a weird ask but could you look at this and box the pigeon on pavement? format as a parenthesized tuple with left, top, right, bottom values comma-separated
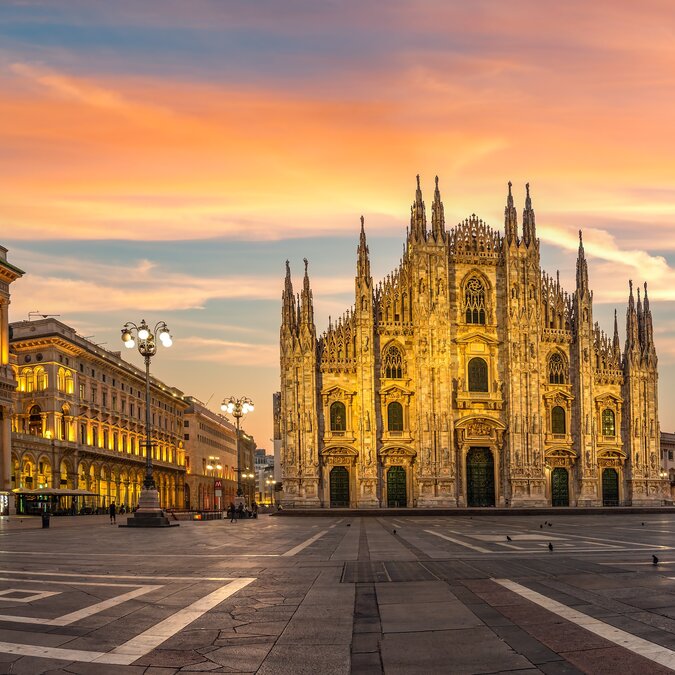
(653, 555, 659, 566)
(548, 542, 553, 552)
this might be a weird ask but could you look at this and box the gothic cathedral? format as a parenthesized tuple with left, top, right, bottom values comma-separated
(279, 178, 661, 508)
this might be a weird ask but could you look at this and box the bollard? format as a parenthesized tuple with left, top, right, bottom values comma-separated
(41, 512, 50, 529)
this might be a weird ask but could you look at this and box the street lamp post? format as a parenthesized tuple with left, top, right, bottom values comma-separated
(120, 319, 176, 527)
(221, 396, 254, 506)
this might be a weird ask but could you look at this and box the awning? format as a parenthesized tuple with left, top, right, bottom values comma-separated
(11, 488, 98, 496)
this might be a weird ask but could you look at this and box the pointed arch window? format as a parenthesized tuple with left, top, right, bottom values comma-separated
(548, 352, 567, 384)
(602, 409, 615, 437)
(468, 358, 488, 392)
(551, 406, 566, 434)
(387, 402, 404, 431)
(57, 368, 66, 392)
(465, 277, 486, 324)
(383, 345, 404, 379)
(329, 401, 346, 431)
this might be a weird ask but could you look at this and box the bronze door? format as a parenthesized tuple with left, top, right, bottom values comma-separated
(466, 447, 495, 507)
(551, 468, 569, 507)
(602, 468, 619, 506)
(387, 466, 407, 507)
(329, 466, 350, 507)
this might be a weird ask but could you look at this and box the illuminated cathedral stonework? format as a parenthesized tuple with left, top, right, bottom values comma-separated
(279, 178, 661, 508)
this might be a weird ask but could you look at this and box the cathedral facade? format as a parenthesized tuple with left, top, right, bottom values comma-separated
(279, 178, 662, 508)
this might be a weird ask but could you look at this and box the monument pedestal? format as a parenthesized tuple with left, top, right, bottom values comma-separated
(122, 487, 178, 528)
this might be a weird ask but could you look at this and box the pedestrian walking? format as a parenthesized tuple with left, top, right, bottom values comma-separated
(252, 501, 258, 519)
(109, 501, 116, 525)
(237, 502, 244, 520)
(228, 502, 237, 523)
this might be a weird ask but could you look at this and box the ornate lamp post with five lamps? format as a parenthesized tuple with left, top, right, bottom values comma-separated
(221, 396, 254, 505)
(120, 319, 176, 527)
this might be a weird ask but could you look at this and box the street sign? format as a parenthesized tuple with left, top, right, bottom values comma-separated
(214, 479, 222, 488)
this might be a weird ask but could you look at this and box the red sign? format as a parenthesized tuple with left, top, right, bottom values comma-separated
(214, 479, 222, 488)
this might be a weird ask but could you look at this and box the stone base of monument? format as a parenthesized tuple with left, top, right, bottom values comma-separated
(121, 487, 179, 528)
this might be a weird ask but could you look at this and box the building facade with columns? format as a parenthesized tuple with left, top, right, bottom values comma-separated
(0, 247, 24, 514)
(279, 178, 662, 509)
(10, 318, 187, 512)
(183, 397, 238, 510)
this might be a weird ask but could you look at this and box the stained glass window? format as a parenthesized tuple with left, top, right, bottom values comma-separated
(387, 402, 404, 431)
(548, 352, 567, 384)
(330, 401, 346, 431)
(383, 345, 404, 379)
(551, 405, 566, 434)
(602, 409, 615, 436)
(468, 358, 488, 392)
(465, 277, 486, 324)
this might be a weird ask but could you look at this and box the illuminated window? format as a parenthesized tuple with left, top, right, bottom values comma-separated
(468, 358, 488, 392)
(548, 353, 567, 384)
(387, 402, 404, 431)
(551, 406, 566, 434)
(602, 409, 615, 436)
(465, 277, 486, 324)
(35, 367, 47, 391)
(330, 401, 346, 431)
(65, 370, 74, 394)
(383, 345, 404, 379)
(28, 405, 42, 436)
(23, 368, 34, 393)
(57, 368, 66, 392)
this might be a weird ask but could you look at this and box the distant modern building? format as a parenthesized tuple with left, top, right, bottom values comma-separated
(279, 179, 663, 509)
(254, 448, 275, 504)
(183, 397, 237, 510)
(10, 318, 187, 513)
(0, 246, 23, 514)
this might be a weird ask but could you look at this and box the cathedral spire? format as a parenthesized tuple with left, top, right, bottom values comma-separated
(643, 281, 655, 354)
(300, 257, 315, 327)
(356, 215, 372, 287)
(576, 229, 589, 295)
(504, 180, 518, 243)
(282, 260, 297, 330)
(431, 175, 445, 241)
(613, 308, 621, 358)
(409, 174, 427, 242)
(625, 279, 639, 355)
(522, 182, 536, 246)
(637, 285, 644, 349)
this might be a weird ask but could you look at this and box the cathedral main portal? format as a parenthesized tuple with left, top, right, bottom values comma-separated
(551, 468, 570, 506)
(329, 466, 350, 507)
(386, 466, 407, 507)
(466, 447, 495, 507)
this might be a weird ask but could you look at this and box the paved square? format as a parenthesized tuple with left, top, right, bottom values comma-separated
(0, 511, 674, 673)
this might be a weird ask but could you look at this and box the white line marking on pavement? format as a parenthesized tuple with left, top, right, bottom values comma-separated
(424, 530, 491, 553)
(0, 585, 161, 626)
(98, 577, 255, 664)
(282, 530, 328, 556)
(0, 577, 255, 665)
(494, 578, 675, 670)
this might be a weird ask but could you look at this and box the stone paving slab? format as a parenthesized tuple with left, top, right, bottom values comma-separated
(0, 513, 673, 673)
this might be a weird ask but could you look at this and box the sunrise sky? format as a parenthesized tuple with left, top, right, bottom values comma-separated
(2, 0, 675, 447)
